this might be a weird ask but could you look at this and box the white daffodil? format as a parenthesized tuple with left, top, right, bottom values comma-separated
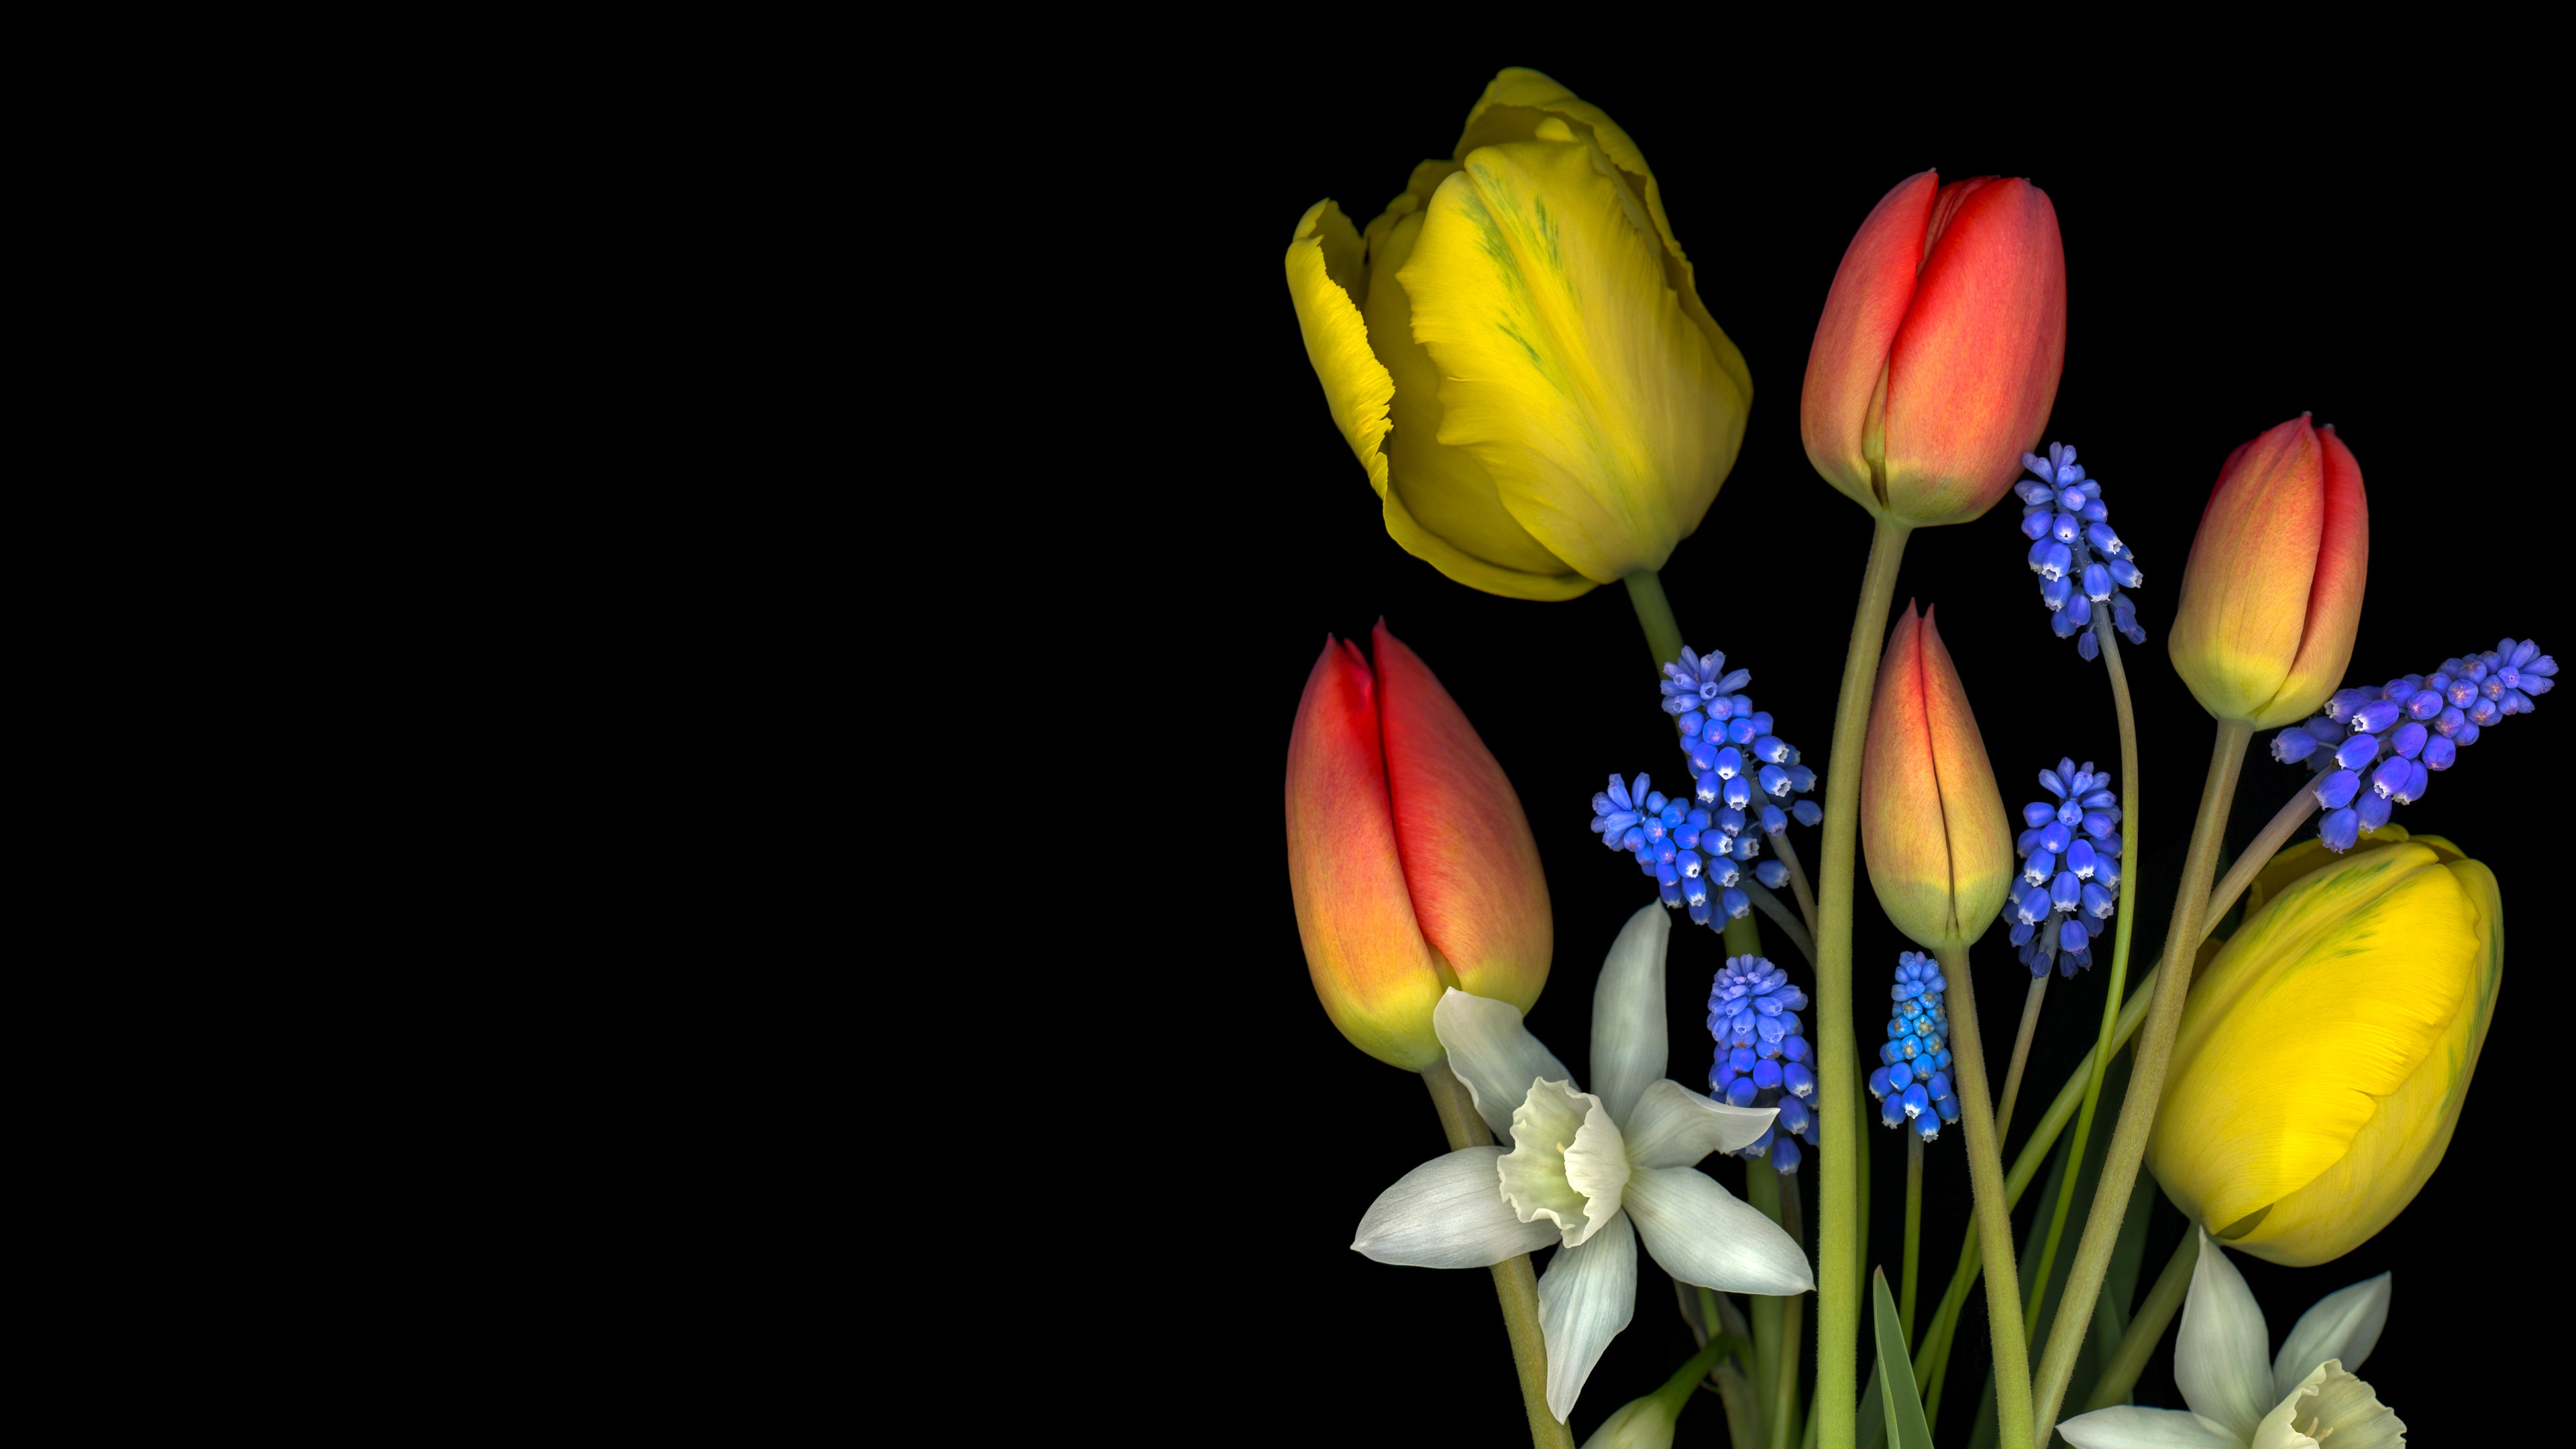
(2057, 1228, 2404, 1448)
(1350, 904, 1815, 1424)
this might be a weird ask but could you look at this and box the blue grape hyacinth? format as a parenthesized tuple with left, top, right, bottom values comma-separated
(2007, 757, 2122, 977)
(2015, 443, 2145, 661)
(2268, 637, 2552, 851)
(1867, 952, 1959, 1141)
(1708, 954, 1818, 1173)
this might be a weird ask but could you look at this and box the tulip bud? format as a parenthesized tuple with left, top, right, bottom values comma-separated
(1285, 68, 1752, 600)
(2170, 415, 2369, 727)
(1860, 604, 2014, 951)
(1285, 621, 1552, 1069)
(1801, 170, 2067, 527)
(2151, 837, 2502, 1266)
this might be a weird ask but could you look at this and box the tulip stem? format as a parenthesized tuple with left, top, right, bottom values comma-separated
(1995, 975, 2049, 1152)
(1931, 943, 2035, 1449)
(1423, 1062, 1575, 1449)
(2023, 627, 2145, 1360)
(2029, 718, 2252, 1442)
(1814, 513, 1913, 1449)
(1743, 881, 1817, 965)
(2081, 1229, 2198, 1413)
(1625, 572, 1686, 670)
(1900, 1134, 1923, 1348)
(1766, 829, 1823, 937)
(2202, 777, 2324, 933)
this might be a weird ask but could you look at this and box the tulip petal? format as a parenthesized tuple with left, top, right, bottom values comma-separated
(1538, 1207, 1638, 1424)
(1621, 1165, 1813, 1295)
(1402, 136, 1748, 584)
(1799, 170, 1937, 513)
(1434, 987, 1574, 1140)
(2170, 416, 2327, 724)
(1622, 1079, 1776, 1168)
(1373, 622, 1553, 1014)
(2265, 425, 2370, 726)
(1587, 903, 1670, 1124)
(1878, 177, 2065, 525)
(1351, 1146, 1560, 1268)
(2054, 1406, 2248, 1449)
(2271, 1273, 2390, 1401)
(1862, 604, 2014, 949)
(2174, 1232, 2273, 1440)
(1286, 637, 1449, 1069)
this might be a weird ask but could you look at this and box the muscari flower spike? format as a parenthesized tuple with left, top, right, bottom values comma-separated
(2015, 443, 2145, 662)
(2267, 637, 2552, 851)
(1582, 645, 1823, 933)
(1707, 954, 1819, 1173)
(1866, 951, 1959, 1140)
(2007, 757, 2122, 977)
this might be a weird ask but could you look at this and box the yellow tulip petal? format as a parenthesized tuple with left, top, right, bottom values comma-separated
(2159, 845, 2483, 1241)
(1402, 140, 1748, 582)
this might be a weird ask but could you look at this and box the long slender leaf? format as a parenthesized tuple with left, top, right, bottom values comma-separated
(1872, 1269, 1935, 1449)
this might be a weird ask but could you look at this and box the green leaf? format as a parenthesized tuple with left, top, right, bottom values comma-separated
(1872, 1269, 1935, 1449)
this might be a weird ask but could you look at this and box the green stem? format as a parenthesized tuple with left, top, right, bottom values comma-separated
(2202, 776, 2324, 932)
(1748, 1163, 1786, 1428)
(1625, 572, 1686, 669)
(1774, 1171, 1807, 1449)
(2082, 1231, 2199, 1411)
(2029, 719, 2252, 1438)
(1657, 1335, 1738, 1417)
(1424, 1063, 1575, 1449)
(1995, 974, 2049, 1150)
(1813, 513, 1912, 1448)
(1766, 828, 1822, 936)
(1744, 880, 1818, 965)
(2023, 629, 2144, 1360)
(1900, 1133, 1923, 1348)
(1931, 942, 2033, 1449)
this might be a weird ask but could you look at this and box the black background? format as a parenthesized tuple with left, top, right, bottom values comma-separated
(1083, 52, 2550, 1446)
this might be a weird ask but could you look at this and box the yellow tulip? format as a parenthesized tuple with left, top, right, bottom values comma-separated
(2150, 835, 2502, 1266)
(1284, 68, 1753, 600)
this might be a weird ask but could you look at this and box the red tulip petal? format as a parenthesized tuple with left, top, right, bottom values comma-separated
(1801, 170, 1939, 512)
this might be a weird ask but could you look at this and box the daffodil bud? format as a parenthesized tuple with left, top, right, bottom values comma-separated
(1284, 68, 1753, 600)
(1801, 170, 2068, 527)
(1860, 603, 2013, 951)
(2170, 415, 2370, 727)
(1285, 621, 1552, 1069)
(2151, 835, 2502, 1266)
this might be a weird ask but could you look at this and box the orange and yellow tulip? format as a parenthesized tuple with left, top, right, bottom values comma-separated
(1802, 170, 2067, 528)
(1861, 603, 2013, 950)
(1285, 621, 1552, 1069)
(2170, 414, 2370, 727)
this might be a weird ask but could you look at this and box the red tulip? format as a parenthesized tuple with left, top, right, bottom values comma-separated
(1285, 621, 1552, 1069)
(1802, 171, 2068, 527)
(1862, 603, 2014, 950)
(2170, 414, 2370, 727)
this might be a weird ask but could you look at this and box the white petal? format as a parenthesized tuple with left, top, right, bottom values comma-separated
(1538, 1208, 1636, 1424)
(1621, 1165, 1813, 1295)
(1589, 904, 1670, 1126)
(2055, 1405, 2249, 1449)
(1351, 1148, 1558, 1269)
(2175, 1231, 2274, 1441)
(1435, 989, 1573, 1140)
(2250, 1362, 2402, 1449)
(2269, 1273, 2390, 1402)
(1499, 1081, 1629, 1246)
(1621, 1079, 1777, 1168)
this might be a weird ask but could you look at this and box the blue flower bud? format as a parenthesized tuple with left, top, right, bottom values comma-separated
(2314, 769, 2362, 809)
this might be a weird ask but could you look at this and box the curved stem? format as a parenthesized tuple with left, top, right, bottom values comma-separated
(2202, 777, 2323, 932)
(1900, 1133, 1923, 1347)
(2023, 629, 2143, 1353)
(1744, 880, 1817, 965)
(1425, 1063, 1575, 1449)
(2081, 1231, 2198, 1411)
(1931, 942, 2033, 1449)
(1813, 513, 1912, 1448)
(1626, 572, 1686, 669)
(1766, 828, 1822, 936)
(1994, 975, 2049, 1150)
(2029, 720, 2252, 1441)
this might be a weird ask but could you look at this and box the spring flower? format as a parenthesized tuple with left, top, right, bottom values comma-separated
(2149, 837, 2502, 1266)
(1707, 955, 1819, 1172)
(1802, 170, 2067, 527)
(1287, 622, 1551, 1069)
(2013, 443, 2146, 661)
(2008, 758, 2123, 976)
(1351, 906, 1814, 1423)
(2170, 415, 2369, 727)
(2267, 637, 2551, 851)
(1861, 603, 2014, 951)
(2057, 1229, 2401, 1448)
(1866, 952, 1960, 1138)
(1283, 68, 1753, 601)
